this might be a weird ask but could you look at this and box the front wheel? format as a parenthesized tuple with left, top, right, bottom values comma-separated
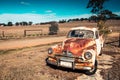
(85, 60, 98, 75)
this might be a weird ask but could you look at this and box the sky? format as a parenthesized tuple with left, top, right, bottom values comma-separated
(0, 0, 120, 24)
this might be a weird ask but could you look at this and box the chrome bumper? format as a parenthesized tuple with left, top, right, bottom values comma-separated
(46, 57, 93, 70)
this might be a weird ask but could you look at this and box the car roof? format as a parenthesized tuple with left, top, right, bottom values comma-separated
(71, 26, 98, 32)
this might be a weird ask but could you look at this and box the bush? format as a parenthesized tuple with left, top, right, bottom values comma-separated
(49, 22, 59, 35)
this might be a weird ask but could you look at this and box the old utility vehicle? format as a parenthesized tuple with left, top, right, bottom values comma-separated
(46, 26, 104, 75)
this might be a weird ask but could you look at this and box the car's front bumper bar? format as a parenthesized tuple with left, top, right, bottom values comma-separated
(46, 57, 93, 70)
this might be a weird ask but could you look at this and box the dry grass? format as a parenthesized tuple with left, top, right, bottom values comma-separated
(0, 45, 81, 80)
(0, 20, 120, 39)
(0, 21, 97, 38)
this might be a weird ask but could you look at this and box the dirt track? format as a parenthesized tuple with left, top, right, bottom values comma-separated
(0, 36, 65, 50)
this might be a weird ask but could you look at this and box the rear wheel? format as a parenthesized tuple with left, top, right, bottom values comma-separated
(85, 60, 98, 75)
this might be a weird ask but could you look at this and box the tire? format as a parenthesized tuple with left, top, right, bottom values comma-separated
(45, 58, 49, 66)
(85, 60, 98, 75)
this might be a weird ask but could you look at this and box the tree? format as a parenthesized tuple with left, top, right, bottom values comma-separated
(89, 15, 98, 22)
(87, 0, 118, 35)
(87, 0, 107, 14)
(80, 18, 84, 21)
(59, 19, 67, 23)
(15, 22, 20, 26)
(22, 21, 28, 26)
(28, 21, 33, 25)
(7, 22, 13, 26)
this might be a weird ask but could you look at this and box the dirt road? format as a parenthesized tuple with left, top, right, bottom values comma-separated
(0, 36, 65, 50)
(0, 44, 114, 80)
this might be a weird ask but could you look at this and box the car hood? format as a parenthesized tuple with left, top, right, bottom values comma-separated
(63, 38, 96, 56)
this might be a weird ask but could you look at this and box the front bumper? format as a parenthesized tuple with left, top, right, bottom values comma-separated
(46, 57, 93, 70)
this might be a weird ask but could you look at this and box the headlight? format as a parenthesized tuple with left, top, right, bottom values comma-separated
(84, 52, 92, 60)
(48, 48, 53, 54)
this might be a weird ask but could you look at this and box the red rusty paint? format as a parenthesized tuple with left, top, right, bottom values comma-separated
(53, 44, 63, 53)
(63, 38, 96, 56)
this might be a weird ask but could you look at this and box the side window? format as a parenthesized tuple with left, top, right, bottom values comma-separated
(95, 31, 99, 39)
(67, 30, 75, 37)
(71, 30, 75, 37)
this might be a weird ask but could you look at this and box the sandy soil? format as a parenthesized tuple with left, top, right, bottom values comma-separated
(107, 32, 120, 38)
(0, 40, 118, 80)
(0, 36, 65, 50)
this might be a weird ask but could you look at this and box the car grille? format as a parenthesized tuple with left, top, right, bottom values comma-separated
(63, 51, 73, 57)
(55, 51, 84, 62)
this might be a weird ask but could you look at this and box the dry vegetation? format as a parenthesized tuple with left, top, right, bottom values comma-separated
(0, 20, 120, 40)
(0, 45, 81, 80)
(0, 20, 120, 80)
(0, 21, 97, 39)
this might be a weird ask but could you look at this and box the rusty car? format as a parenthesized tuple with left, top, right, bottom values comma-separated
(46, 26, 104, 75)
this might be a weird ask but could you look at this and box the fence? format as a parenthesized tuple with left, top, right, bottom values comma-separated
(24, 29, 43, 37)
(0, 29, 67, 40)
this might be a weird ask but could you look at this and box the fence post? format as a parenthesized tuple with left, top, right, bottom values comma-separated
(24, 30, 26, 37)
(118, 32, 120, 47)
(2, 31, 5, 37)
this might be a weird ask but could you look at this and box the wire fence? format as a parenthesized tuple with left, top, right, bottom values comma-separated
(0, 29, 68, 40)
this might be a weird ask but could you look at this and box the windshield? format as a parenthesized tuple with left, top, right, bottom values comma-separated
(68, 30, 94, 38)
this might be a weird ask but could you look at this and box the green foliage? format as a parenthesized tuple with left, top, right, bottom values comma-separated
(15, 21, 33, 26)
(87, 0, 108, 14)
(87, 0, 118, 35)
(7, 22, 13, 26)
(28, 22, 33, 25)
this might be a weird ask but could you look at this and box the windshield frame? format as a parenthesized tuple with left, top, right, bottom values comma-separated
(67, 29, 94, 39)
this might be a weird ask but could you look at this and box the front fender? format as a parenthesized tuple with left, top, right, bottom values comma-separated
(82, 49, 96, 65)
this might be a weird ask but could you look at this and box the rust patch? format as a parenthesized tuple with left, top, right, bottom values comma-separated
(53, 44, 63, 54)
(63, 38, 95, 56)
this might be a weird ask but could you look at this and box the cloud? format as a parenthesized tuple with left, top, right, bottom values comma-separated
(20, 1, 30, 5)
(57, 14, 92, 20)
(0, 13, 91, 24)
(0, 13, 57, 24)
(113, 11, 120, 16)
(45, 10, 53, 13)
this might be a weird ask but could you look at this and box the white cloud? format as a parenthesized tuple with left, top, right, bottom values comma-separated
(0, 13, 57, 24)
(113, 11, 120, 16)
(45, 10, 53, 13)
(0, 13, 91, 24)
(20, 1, 30, 5)
(57, 14, 92, 20)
